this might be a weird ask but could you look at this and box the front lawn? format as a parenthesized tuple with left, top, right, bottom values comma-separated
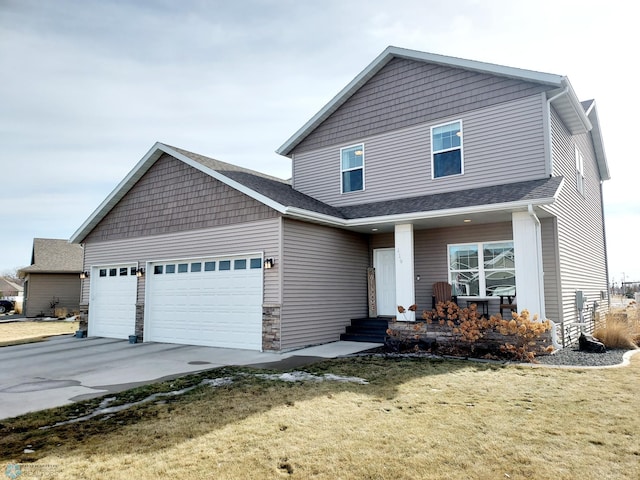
(1, 353, 639, 479)
(0, 320, 79, 347)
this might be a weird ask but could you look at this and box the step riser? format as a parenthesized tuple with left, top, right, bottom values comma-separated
(341, 318, 389, 343)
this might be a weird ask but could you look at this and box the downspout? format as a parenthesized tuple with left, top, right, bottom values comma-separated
(544, 88, 568, 349)
(600, 180, 611, 309)
(527, 204, 559, 348)
(546, 87, 569, 176)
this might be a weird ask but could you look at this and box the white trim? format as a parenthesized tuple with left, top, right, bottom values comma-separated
(395, 224, 415, 321)
(431, 119, 464, 179)
(339, 143, 365, 194)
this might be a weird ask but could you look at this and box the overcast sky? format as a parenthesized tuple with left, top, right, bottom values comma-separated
(1, 0, 638, 285)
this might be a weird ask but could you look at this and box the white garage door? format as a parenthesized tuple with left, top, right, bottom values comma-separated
(146, 255, 263, 350)
(89, 264, 137, 339)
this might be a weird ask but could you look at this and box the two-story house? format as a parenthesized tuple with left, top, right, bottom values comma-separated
(70, 46, 609, 351)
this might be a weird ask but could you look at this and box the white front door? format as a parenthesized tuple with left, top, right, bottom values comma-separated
(374, 248, 396, 316)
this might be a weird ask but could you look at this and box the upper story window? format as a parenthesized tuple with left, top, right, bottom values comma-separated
(432, 120, 463, 179)
(341, 144, 364, 193)
(575, 146, 585, 195)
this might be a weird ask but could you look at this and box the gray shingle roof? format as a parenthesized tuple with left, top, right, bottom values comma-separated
(338, 177, 564, 219)
(0, 277, 23, 295)
(19, 238, 84, 274)
(179, 146, 562, 221)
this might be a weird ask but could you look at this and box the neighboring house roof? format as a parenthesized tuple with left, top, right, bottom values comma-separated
(70, 143, 564, 242)
(0, 277, 23, 295)
(19, 238, 84, 274)
(276, 45, 596, 163)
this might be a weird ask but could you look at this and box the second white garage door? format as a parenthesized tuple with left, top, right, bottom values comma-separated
(145, 255, 264, 350)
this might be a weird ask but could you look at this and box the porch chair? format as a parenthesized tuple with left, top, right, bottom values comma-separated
(499, 293, 517, 316)
(432, 282, 458, 309)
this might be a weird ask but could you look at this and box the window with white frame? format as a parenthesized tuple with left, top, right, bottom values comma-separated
(341, 144, 364, 193)
(448, 241, 515, 296)
(575, 146, 585, 195)
(432, 120, 463, 178)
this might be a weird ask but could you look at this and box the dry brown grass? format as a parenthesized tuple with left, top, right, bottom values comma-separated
(0, 320, 79, 346)
(599, 305, 640, 349)
(1, 354, 639, 479)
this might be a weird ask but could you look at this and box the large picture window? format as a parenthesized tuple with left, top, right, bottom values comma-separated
(448, 241, 515, 296)
(432, 120, 463, 178)
(341, 144, 364, 193)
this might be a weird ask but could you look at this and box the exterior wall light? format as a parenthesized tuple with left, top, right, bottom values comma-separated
(80, 271, 90, 279)
(136, 267, 145, 277)
(264, 258, 275, 269)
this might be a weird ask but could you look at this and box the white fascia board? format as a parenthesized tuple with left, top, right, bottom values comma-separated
(69, 142, 166, 243)
(560, 77, 592, 132)
(162, 145, 288, 214)
(584, 102, 610, 181)
(284, 194, 560, 229)
(345, 197, 559, 228)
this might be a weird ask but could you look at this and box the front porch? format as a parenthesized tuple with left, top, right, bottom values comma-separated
(367, 212, 546, 323)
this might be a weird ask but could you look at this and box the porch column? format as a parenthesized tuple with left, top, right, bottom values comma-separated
(394, 223, 415, 321)
(512, 211, 545, 320)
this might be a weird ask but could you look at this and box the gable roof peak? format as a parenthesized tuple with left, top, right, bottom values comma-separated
(277, 46, 568, 157)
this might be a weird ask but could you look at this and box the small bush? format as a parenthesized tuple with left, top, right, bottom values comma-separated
(594, 322, 638, 350)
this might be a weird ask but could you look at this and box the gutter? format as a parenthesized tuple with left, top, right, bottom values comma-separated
(284, 195, 559, 230)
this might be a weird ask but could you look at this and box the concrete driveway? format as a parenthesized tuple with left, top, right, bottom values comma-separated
(0, 335, 380, 419)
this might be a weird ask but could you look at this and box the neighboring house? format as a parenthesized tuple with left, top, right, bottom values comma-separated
(0, 276, 23, 298)
(19, 238, 84, 317)
(70, 46, 609, 351)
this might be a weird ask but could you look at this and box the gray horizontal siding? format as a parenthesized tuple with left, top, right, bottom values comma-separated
(413, 223, 514, 313)
(84, 154, 278, 242)
(293, 95, 548, 207)
(292, 57, 550, 154)
(544, 108, 608, 328)
(82, 218, 282, 306)
(281, 219, 369, 349)
(24, 273, 81, 317)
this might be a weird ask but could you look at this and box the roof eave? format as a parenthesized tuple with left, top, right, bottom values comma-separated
(284, 191, 560, 229)
(583, 101, 610, 181)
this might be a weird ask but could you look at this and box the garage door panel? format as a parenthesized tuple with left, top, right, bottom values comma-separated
(89, 264, 137, 339)
(146, 255, 263, 350)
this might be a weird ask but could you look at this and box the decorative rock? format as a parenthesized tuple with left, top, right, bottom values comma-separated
(578, 333, 606, 353)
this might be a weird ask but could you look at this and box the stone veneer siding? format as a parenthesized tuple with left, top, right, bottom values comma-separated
(387, 319, 554, 352)
(78, 303, 89, 332)
(262, 304, 281, 351)
(135, 304, 145, 340)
